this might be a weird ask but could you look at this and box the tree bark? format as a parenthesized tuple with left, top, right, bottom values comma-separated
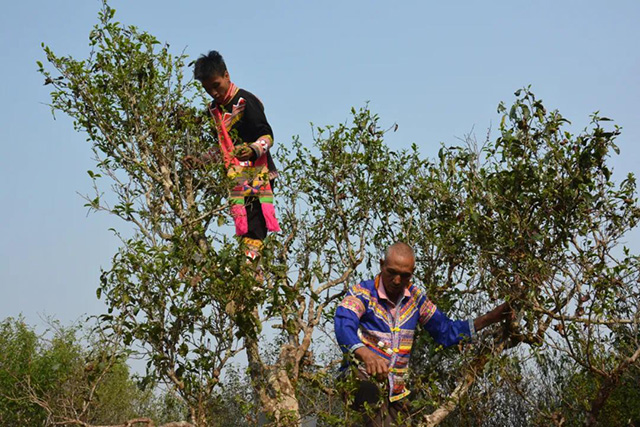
(246, 336, 301, 426)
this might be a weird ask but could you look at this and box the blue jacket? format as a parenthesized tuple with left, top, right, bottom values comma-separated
(334, 275, 475, 401)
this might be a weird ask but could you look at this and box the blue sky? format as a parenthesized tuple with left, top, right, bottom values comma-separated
(1, 1, 639, 329)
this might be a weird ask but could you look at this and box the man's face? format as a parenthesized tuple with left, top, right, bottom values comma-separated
(200, 71, 231, 102)
(379, 252, 415, 297)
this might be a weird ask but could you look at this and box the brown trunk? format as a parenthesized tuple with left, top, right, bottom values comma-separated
(246, 337, 301, 426)
(261, 369, 301, 426)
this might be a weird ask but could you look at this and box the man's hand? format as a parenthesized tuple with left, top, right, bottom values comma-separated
(354, 346, 389, 378)
(234, 144, 254, 161)
(490, 302, 514, 324)
(474, 302, 514, 331)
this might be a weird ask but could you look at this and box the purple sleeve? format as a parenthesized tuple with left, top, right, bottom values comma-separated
(334, 284, 369, 353)
(334, 306, 362, 353)
(423, 309, 476, 348)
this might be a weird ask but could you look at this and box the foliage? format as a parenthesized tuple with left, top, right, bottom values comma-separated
(210, 87, 640, 426)
(402, 88, 640, 426)
(39, 2, 424, 424)
(0, 316, 186, 426)
(39, 2, 640, 426)
(40, 2, 256, 424)
(0, 317, 46, 426)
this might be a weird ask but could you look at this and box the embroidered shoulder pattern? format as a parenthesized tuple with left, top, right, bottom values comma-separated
(419, 299, 437, 325)
(339, 296, 365, 318)
(339, 282, 371, 318)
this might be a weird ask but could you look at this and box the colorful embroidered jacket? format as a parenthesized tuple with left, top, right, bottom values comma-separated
(205, 87, 277, 178)
(334, 275, 476, 402)
(206, 86, 280, 235)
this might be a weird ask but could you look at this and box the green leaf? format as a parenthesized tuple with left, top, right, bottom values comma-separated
(179, 343, 188, 357)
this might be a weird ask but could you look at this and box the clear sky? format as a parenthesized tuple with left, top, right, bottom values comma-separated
(1, 1, 639, 329)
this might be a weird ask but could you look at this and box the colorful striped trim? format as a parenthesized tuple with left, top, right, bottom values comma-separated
(210, 103, 278, 235)
(250, 134, 273, 158)
(419, 299, 437, 325)
(339, 296, 366, 318)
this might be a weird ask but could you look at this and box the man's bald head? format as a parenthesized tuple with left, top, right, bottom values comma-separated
(382, 242, 415, 264)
